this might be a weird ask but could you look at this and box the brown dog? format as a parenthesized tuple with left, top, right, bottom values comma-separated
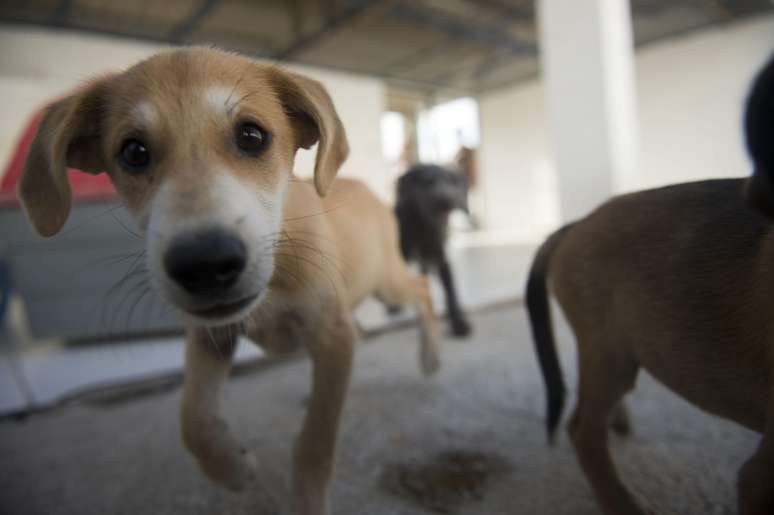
(526, 55, 774, 515)
(17, 47, 440, 515)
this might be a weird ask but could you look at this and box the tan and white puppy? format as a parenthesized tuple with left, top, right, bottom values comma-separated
(18, 47, 441, 515)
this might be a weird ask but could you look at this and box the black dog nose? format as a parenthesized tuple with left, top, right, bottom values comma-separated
(164, 230, 247, 295)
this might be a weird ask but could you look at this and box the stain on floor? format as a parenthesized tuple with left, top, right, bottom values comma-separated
(381, 450, 510, 513)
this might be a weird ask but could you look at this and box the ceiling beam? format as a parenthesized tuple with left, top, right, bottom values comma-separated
(426, 46, 497, 85)
(288, 0, 305, 40)
(0, 15, 200, 49)
(169, 0, 221, 43)
(380, 38, 457, 73)
(274, 0, 383, 60)
(0, 14, 459, 92)
(474, 68, 540, 96)
(50, 0, 73, 26)
(378, 1, 534, 91)
(387, 3, 535, 56)
(706, 0, 769, 19)
(470, 48, 512, 79)
(459, 0, 532, 21)
(630, 0, 674, 16)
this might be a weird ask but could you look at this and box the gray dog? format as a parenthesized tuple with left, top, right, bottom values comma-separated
(395, 164, 472, 337)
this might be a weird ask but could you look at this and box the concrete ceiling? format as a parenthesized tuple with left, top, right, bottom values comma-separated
(1, 0, 772, 96)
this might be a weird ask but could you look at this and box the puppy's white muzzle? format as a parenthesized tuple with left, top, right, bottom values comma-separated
(145, 173, 284, 326)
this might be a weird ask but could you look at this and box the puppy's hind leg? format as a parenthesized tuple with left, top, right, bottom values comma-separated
(569, 340, 649, 515)
(180, 326, 254, 491)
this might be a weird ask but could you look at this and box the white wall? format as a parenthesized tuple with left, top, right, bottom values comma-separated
(0, 26, 390, 199)
(478, 14, 774, 243)
(636, 16, 773, 189)
(478, 81, 560, 241)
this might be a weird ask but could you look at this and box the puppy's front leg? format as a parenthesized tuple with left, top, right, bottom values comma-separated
(180, 326, 254, 491)
(293, 314, 355, 515)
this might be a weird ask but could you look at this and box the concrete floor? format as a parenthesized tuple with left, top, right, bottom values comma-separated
(0, 305, 759, 515)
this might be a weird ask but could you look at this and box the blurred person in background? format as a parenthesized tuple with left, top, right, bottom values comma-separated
(454, 129, 482, 229)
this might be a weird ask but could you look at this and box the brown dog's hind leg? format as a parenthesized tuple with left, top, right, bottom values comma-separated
(569, 343, 649, 515)
(180, 326, 254, 491)
(738, 393, 774, 515)
(377, 273, 441, 375)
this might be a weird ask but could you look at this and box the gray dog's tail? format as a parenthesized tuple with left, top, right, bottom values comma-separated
(525, 224, 573, 444)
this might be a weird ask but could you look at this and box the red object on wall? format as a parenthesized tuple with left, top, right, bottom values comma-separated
(0, 112, 117, 207)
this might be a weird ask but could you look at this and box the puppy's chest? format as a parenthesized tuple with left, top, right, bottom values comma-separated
(247, 287, 341, 337)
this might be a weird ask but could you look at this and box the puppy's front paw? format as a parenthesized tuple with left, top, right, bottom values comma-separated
(203, 447, 257, 492)
(183, 417, 257, 492)
(420, 347, 441, 376)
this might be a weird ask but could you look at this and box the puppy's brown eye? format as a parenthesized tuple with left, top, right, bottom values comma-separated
(119, 139, 150, 171)
(235, 122, 270, 155)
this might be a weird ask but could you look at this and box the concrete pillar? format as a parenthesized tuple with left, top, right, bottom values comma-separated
(538, 0, 639, 221)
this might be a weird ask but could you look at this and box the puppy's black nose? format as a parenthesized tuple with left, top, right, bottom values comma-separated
(164, 230, 247, 295)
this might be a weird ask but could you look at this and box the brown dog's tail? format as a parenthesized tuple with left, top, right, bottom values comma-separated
(525, 223, 573, 444)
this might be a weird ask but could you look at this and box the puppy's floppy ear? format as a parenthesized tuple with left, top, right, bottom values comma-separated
(268, 69, 349, 196)
(18, 77, 111, 237)
(744, 53, 774, 217)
